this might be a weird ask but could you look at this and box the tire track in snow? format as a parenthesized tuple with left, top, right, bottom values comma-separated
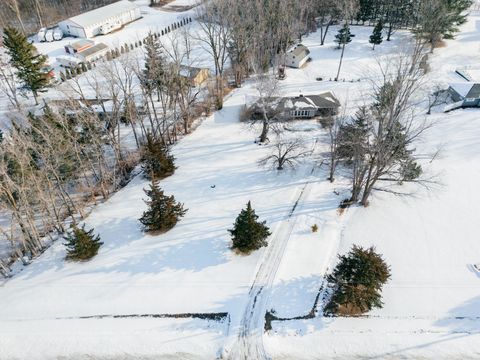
(224, 154, 321, 360)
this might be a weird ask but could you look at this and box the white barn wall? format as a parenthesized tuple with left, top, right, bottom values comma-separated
(58, 1, 142, 38)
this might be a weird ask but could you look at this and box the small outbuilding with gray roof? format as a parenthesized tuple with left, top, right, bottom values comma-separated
(448, 83, 480, 107)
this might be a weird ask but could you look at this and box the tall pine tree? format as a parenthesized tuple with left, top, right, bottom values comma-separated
(415, 0, 473, 51)
(369, 20, 384, 50)
(139, 181, 187, 233)
(3, 27, 49, 105)
(143, 32, 166, 101)
(229, 201, 271, 253)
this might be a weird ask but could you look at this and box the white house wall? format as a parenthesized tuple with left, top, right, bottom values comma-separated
(286, 54, 308, 68)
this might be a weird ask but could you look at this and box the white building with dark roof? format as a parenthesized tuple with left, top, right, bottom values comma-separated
(58, 0, 141, 38)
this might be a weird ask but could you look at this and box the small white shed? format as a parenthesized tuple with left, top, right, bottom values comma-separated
(58, 0, 141, 38)
(285, 44, 311, 68)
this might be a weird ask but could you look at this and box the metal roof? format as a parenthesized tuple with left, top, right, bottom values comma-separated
(77, 43, 109, 57)
(69, 39, 95, 50)
(65, 1, 138, 29)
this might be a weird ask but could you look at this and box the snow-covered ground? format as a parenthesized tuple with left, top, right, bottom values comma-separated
(2, 1, 480, 358)
(265, 14, 480, 360)
(34, 0, 195, 69)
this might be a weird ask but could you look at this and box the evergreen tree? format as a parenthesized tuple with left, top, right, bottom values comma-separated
(415, 0, 473, 50)
(356, 0, 374, 24)
(369, 20, 384, 50)
(334, 24, 354, 49)
(139, 181, 187, 233)
(143, 33, 166, 99)
(399, 158, 422, 182)
(229, 201, 271, 253)
(64, 224, 103, 261)
(3, 27, 49, 105)
(325, 245, 391, 316)
(336, 106, 370, 161)
(142, 133, 176, 180)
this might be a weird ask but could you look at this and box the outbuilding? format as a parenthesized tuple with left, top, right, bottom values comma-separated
(448, 83, 480, 107)
(65, 39, 95, 54)
(75, 43, 110, 62)
(58, 0, 142, 38)
(285, 44, 311, 68)
(179, 65, 210, 87)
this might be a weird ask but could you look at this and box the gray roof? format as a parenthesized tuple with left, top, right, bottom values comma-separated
(78, 43, 108, 57)
(253, 92, 340, 117)
(466, 84, 480, 98)
(64, 0, 138, 29)
(278, 92, 340, 111)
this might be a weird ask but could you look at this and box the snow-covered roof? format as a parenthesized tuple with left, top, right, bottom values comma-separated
(69, 39, 95, 49)
(64, 0, 139, 29)
(449, 83, 475, 98)
(449, 82, 480, 99)
(252, 92, 340, 116)
(288, 44, 310, 58)
(77, 43, 109, 57)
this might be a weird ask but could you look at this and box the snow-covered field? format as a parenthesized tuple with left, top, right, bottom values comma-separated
(1, 0, 480, 359)
(266, 14, 480, 360)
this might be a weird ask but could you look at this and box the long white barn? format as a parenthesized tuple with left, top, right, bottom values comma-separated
(58, 0, 141, 38)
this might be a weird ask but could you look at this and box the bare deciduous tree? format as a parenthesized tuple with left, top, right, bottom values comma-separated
(260, 137, 311, 170)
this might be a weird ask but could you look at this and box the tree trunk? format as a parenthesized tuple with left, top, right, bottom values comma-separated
(259, 119, 269, 143)
(335, 42, 347, 81)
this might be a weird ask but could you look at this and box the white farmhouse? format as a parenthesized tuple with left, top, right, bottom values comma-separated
(285, 44, 310, 68)
(58, 0, 141, 38)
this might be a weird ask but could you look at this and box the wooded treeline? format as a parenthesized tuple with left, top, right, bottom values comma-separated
(0, 0, 117, 35)
(0, 28, 211, 272)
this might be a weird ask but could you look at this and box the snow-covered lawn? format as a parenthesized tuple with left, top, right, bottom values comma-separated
(2, 1, 480, 358)
(265, 14, 480, 360)
(0, 81, 329, 359)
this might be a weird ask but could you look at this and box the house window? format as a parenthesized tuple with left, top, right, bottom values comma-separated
(466, 98, 476, 102)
